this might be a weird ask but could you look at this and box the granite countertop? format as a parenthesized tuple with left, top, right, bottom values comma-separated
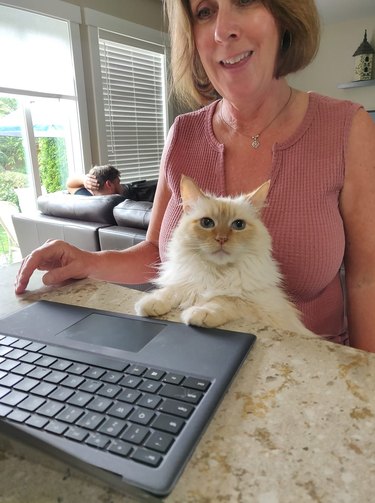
(0, 266, 374, 503)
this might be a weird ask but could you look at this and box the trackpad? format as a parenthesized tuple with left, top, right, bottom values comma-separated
(60, 313, 164, 353)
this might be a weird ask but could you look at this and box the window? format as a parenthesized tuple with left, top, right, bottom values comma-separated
(0, 2, 89, 213)
(99, 34, 166, 182)
(83, 8, 169, 184)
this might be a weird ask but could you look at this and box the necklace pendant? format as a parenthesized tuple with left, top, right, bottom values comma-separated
(251, 135, 260, 149)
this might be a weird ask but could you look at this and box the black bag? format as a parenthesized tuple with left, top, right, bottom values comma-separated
(123, 179, 157, 202)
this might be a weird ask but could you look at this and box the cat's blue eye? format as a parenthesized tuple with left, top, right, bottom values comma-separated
(231, 219, 246, 230)
(200, 217, 215, 229)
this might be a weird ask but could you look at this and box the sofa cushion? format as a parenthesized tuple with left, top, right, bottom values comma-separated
(37, 193, 125, 225)
(113, 200, 153, 229)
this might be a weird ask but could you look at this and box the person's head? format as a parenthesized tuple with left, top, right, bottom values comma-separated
(89, 165, 123, 195)
(165, 0, 321, 109)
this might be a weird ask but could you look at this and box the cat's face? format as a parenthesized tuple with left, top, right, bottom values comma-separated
(179, 196, 262, 265)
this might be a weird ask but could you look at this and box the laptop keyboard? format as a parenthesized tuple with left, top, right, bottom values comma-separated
(0, 334, 211, 468)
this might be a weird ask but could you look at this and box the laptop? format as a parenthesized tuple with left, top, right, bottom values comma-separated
(0, 300, 255, 500)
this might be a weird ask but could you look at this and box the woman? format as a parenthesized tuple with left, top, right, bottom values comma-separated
(15, 0, 375, 352)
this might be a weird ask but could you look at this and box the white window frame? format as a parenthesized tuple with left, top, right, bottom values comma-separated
(82, 8, 170, 180)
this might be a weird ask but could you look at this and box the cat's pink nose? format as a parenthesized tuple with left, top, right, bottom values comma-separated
(216, 236, 228, 245)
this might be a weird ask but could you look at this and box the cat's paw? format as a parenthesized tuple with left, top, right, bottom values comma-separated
(135, 295, 172, 317)
(181, 306, 221, 328)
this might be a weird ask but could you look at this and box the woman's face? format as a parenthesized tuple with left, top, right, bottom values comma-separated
(190, 0, 281, 102)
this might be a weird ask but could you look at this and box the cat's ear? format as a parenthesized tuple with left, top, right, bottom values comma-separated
(247, 180, 270, 210)
(180, 175, 205, 213)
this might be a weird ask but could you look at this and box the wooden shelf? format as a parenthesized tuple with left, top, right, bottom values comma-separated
(337, 79, 375, 89)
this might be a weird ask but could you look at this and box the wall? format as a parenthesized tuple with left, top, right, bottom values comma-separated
(288, 17, 375, 111)
(64, 0, 163, 31)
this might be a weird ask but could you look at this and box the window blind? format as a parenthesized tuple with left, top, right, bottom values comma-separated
(99, 36, 166, 183)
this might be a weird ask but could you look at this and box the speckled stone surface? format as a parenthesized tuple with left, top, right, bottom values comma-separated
(1, 265, 375, 503)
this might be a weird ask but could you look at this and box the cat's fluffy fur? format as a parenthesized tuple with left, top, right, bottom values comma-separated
(135, 176, 312, 335)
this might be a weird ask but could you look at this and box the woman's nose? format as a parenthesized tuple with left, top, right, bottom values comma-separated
(214, 8, 240, 43)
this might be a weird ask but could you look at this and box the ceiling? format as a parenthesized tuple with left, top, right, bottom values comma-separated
(315, 0, 375, 24)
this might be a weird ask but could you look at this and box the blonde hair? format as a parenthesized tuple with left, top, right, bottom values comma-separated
(164, 0, 320, 109)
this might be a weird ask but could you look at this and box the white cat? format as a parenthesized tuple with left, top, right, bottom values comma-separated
(135, 175, 313, 336)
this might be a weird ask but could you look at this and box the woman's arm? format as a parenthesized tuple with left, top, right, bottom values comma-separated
(15, 140, 173, 293)
(340, 108, 375, 352)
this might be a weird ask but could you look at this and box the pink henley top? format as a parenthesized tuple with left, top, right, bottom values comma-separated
(158, 92, 361, 343)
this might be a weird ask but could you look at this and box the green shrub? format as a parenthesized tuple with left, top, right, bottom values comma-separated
(38, 137, 68, 193)
(0, 168, 27, 207)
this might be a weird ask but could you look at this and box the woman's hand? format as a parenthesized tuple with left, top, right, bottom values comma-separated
(15, 240, 94, 294)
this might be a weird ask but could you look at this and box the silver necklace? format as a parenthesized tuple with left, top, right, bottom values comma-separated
(220, 88, 293, 149)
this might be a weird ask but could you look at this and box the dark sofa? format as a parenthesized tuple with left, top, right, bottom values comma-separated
(12, 180, 156, 258)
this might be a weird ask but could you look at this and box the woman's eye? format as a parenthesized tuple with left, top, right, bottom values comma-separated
(231, 219, 246, 230)
(200, 217, 215, 228)
(194, 3, 214, 21)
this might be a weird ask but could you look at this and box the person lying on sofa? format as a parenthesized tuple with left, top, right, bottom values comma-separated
(67, 165, 123, 196)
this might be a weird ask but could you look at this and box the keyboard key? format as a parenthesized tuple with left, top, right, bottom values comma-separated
(0, 404, 12, 417)
(45, 420, 68, 435)
(64, 425, 88, 442)
(128, 408, 155, 426)
(18, 395, 46, 412)
(37, 400, 65, 417)
(108, 439, 132, 457)
(138, 380, 162, 394)
(126, 364, 146, 376)
(32, 382, 57, 397)
(158, 399, 194, 419)
(0, 386, 10, 399)
(0, 336, 18, 346)
(137, 394, 162, 410)
(122, 424, 149, 445)
(0, 360, 19, 372)
(143, 369, 165, 381)
(0, 347, 12, 357)
(77, 412, 105, 430)
(145, 431, 174, 454)
(0, 373, 23, 387)
(159, 384, 203, 404)
(99, 418, 126, 437)
(49, 387, 75, 402)
(51, 359, 72, 371)
(79, 379, 102, 393)
(118, 389, 141, 404)
(183, 377, 211, 391)
(101, 371, 123, 384)
(7, 349, 27, 359)
(7, 409, 30, 423)
(119, 375, 142, 389)
(85, 432, 110, 449)
(35, 356, 57, 367)
(26, 415, 49, 429)
(14, 377, 39, 392)
(83, 367, 105, 380)
(97, 384, 121, 398)
(163, 373, 185, 385)
(28, 367, 51, 380)
(56, 406, 84, 424)
(44, 371, 67, 384)
(132, 447, 162, 467)
(12, 362, 35, 375)
(26, 342, 45, 352)
(107, 402, 133, 419)
(62, 375, 85, 388)
(1, 390, 27, 407)
(87, 396, 112, 413)
(152, 414, 185, 435)
(19, 352, 41, 364)
(67, 391, 93, 407)
(69, 363, 89, 375)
